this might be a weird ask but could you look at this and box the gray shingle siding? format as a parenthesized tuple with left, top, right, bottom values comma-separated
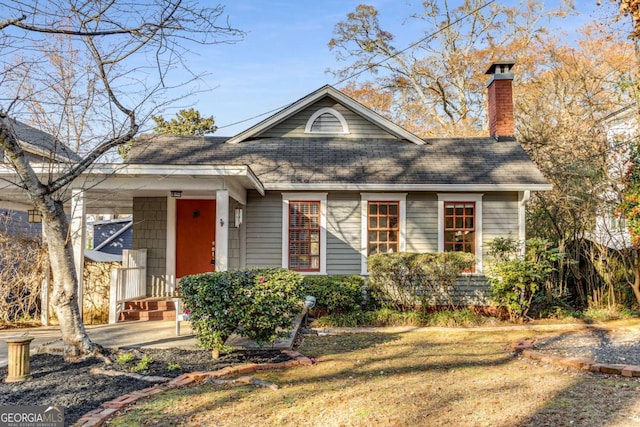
(421, 276, 492, 306)
(245, 191, 282, 268)
(132, 197, 167, 296)
(482, 192, 519, 252)
(406, 193, 438, 253)
(326, 193, 361, 274)
(228, 198, 243, 270)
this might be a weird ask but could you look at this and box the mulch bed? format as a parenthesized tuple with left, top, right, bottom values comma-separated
(0, 348, 291, 425)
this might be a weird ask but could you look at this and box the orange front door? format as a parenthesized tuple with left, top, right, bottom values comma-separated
(176, 199, 216, 278)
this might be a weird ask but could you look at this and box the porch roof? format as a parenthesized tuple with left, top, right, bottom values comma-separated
(0, 163, 264, 214)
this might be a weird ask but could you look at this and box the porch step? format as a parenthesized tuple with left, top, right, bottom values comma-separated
(124, 299, 176, 311)
(119, 298, 177, 322)
(119, 309, 176, 321)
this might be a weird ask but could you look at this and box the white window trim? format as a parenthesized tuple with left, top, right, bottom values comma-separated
(360, 193, 407, 275)
(518, 191, 530, 256)
(282, 193, 327, 275)
(304, 107, 350, 134)
(437, 193, 483, 274)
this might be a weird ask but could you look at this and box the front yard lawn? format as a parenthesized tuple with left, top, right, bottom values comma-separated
(109, 328, 640, 426)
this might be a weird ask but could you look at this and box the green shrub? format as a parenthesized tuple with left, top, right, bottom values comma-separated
(582, 306, 639, 321)
(302, 275, 365, 316)
(315, 308, 426, 327)
(235, 268, 305, 347)
(419, 252, 475, 307)
(314, 307, 368, 327)
(425, 308, 483, 327)
(131, 355, 154, 374)
(530, 295, 581, 320)
(365, 308, 425, 326)
(167, 362, 182, 371)
(116, 352, 134, 365)
(368, 252, 474, 310)
(368, 253, 422, 310)
(486, 238, 562, 322)
(180, 268, 304, 356)
(180, 271, 246, 357)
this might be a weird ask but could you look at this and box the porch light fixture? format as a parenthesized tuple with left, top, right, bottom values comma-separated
(234, 207, 243, 228)
(27, 209, 42, 223)
(170, 190, 182, 198)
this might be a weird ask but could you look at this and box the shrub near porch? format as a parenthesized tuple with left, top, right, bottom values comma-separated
(180, 268, 304, 358)
(301, 275, 365, 317)
(367, 252, 475, 310)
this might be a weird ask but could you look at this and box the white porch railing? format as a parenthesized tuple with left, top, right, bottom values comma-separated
(108, 249, 147, 324)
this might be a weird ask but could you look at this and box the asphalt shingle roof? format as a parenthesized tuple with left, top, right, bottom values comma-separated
(1, 117, 81, 162)
(126, 135, 548, 188)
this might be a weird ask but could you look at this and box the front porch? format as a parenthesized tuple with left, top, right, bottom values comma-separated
(0, 162, 265, 323)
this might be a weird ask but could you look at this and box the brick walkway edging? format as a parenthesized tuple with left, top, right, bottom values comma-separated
(509, 338, 640, 378)
(73, 350, 313, 427)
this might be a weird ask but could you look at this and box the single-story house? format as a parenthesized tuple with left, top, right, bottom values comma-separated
(0, 62, 551, 306)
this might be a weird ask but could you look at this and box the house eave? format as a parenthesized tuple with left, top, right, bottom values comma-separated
(262, 183, 553, 192)
(0, 163, 266, 196)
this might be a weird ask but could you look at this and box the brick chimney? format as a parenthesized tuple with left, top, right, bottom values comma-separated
(486, 62, 515, 140)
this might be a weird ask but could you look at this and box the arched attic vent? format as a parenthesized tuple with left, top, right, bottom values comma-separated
(304, 107, 349, 134)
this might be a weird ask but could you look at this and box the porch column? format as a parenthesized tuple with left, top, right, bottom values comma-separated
(70, 189, 86, 317)
(166, 194, 177, 293)
(216, 189, 229, 271)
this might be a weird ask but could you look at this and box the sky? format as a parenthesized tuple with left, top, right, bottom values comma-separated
(172, 0, 616, 136)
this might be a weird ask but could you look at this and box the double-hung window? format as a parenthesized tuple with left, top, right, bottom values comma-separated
(361, 193, 406, 274)
(438, 194, 483, 273)
(367, 201, 400, 255)
(444, 202, 476, 254)
(289, 201, 320, 271)
(282, 193, 327, 274)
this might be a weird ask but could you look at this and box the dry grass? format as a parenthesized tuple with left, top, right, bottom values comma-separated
(109, 328, 640, 426)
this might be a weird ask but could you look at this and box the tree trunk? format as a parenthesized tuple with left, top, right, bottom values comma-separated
(632, 249, 640, 307)
(42, 200, 96, 360)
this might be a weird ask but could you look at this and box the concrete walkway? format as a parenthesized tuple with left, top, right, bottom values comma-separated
(0, 321, 197, 367)
(0, 314, 303, 367)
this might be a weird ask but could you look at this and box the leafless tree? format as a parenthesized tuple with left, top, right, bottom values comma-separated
(0, 0, 243, 360)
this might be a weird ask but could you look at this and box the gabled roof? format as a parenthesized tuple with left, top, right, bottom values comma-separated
(125, 84, 551, 192)
(1, 117, 81, 163)
(225, 85, 426, 145)
(126, 135, 551, 191)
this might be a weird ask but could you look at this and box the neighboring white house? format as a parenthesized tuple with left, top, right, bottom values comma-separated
(588, 105, 639, 250)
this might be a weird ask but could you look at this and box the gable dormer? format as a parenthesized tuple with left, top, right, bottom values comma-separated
(225, 85, 424, 144)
